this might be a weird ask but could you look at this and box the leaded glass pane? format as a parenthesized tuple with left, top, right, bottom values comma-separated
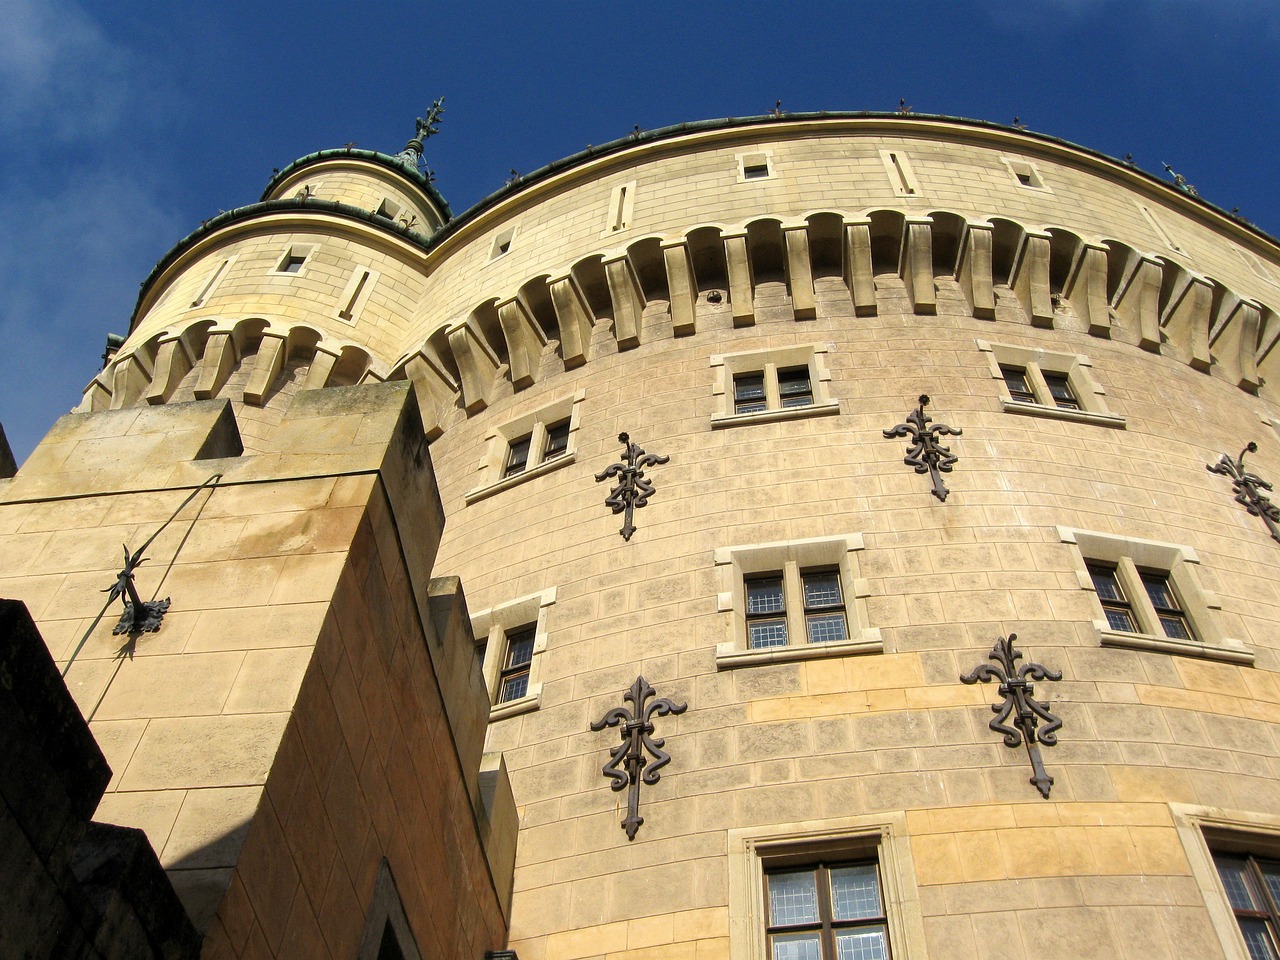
(778, 367, 813, 408)
(830, 864, 882, 920)
(834, 927, 889, 960)
(771, 932, 821, 960)
(735, 373, 767, 413)
(1142, 574, 1177, 610)
(803, 572, 842, 608)
(749, 619, 789, 649)
(1216, 857, 1256, 911)
(807, 612, 848, 644)
(506, 632, 535, 667)
(768, 871, 819, 925)
(747, 578, 785, 615)
(1240, 919, 1279, 960)
(499, 672, 529, 702)
(1158, 614, 1193, 641)
(1045, 373, 1079, 409)
(1089, 566, 1123, 602)
(1262, 860, 1280, 911)
(1104, 608, 1138, 632)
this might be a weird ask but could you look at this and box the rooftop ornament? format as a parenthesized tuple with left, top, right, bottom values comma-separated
(882, 395, 962, 502)
(1162, 162, 1199, 197)
(394, 97, 445, 172)
(1208, 443, 1280, 544)
(590, 676, 687, 841)
(595, 433, 669, 541)
(961, 634, 1063, 799)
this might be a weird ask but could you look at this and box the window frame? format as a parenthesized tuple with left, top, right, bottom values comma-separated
(711, 345, 840, 428)
(470, 587, 556, 721)
(1060, 527, 1252, 665)
(465, 391, 585, 504)
(764, 860, 891, 960)
(1172, 805, 1280, 960)
(977, 339, 1125, 428)
(715, 535, 881, 668)
(728, 814, 928, 960)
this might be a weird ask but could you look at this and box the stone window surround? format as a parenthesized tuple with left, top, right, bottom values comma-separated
(1058, 526, 1252, 665)
(711, 344, 841, 428)
(470, 586, 556, 721)
(878, 148, 922, 198)
(464, 390, 585, 504)
(728, 812, 929, 960)
(978, 339, 1125, 428)
(1171, 804, 1280, 960)
(335, 264, 380, 324)
(736, 149, 775, 182)
(1001, 155, 1051, 192)
(714, 534, 881, 668)
(273, 244, 316, 276)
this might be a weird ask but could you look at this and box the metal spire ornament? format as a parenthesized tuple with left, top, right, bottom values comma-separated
(882, 395, 962, 501)
(1207, 442, 1280, 544)
(393, 97, 444, 171)
(590, 676, 687, 840)
(594, 433, 670, 540)
(961, 634, 1063, 799)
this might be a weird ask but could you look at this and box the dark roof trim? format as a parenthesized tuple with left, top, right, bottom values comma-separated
(260, 148, 453, 217)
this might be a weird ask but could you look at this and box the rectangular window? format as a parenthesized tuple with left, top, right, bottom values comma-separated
(979, 340, 1124, 427)
(803, 570, 849, 644)
(712, 346, 840, 428)
(746, 575, 788, 649)
(765, 861, 890, 960)
(191, 257, 233, 308)
(497, 626, 536, 704)
(1087, 563, 1138, 633)
(1141, 570, 1195, 641)
(276, 247, 310, 274)
(777, 367, 814, 409)
(745, 568, 849, 651)
(503, 435, 532, 477)
(1213, 851, 1280, 959)
(735, 373, 768, 414)
(738, 152, 774, 182)
(542, 420, 570, 461)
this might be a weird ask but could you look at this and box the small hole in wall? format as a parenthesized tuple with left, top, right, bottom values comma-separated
(490, 226, 517, 261)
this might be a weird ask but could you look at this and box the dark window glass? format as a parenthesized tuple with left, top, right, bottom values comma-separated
(765, 862, 889, 960)
(1141, 570, 1195, 641)
(1214, 852, 1280, 960)
(802, 569, 848, 644)
(1044, 372, 1080, 410)
(1088, 563, 1138, 633)
(543, 420, 570, 461)
(497, 626, 536, 703)
(1000, 365, 1036, 403)
(504, 435, 532, 477)
(778, 367, 814, 409)
(735, 373, 768, 414)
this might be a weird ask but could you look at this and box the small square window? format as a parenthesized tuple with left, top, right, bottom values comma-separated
(738, 152, 774, 182)
(1003, 158, 1047, 190)
(489, 225, 517, 261)
(712, 346, 839, 427)
(1062, 526, 1250, 664)
(277, 248, 309, 274)
(979, 340, 1124, 427)
(375, 198, 401, 221)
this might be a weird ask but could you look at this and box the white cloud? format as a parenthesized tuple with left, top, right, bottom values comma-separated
(0, 0, 132, 139)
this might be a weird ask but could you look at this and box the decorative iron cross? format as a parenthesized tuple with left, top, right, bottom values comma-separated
(1208, 442, 1280, 544)
(961, 634, 1063, 798)
(106, 544, 171, 635)
(882, 395, 962, 501)
(594, 432, 669, 541)
(590, 675, 687, 840)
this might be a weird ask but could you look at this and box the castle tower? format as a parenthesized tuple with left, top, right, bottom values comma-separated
(4, 111, 1280, 960)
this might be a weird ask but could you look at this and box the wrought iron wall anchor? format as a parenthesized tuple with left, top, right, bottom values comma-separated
(1208, 443, 1280, 544)
(961, 634, 1063, 799)
(882, 395, 962, 502)
(106, 544, 170, 634)
(594, 433, 670, 540)
(590, 675, 687, 840)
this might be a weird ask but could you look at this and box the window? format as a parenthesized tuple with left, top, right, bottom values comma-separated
(496, 625, 535, 703)
(1060, 527, 1251, 664)
(977, 340, 1124, 427)
(357, 860, 424, 960)
(471, 587, 556, 720)
(275, 246, 312, 274)
(190, 256, 234, 308)
(712, 346, 840, 427)
(375, 198, 401, 221)
(766, 862, 890, 960)
(1214, 851, 1280, 958)
(738, 151, 774, 182)
(466, 391, 584, 504)
(603, 181, 636, 235)
(336, 267, 378, 323)
(489, 225, 517, 261)
(728, 815, 928, 960)
(715, 535, 880, 668)
(1001, 157, 1047, 190)
(879, 149, 921, 198)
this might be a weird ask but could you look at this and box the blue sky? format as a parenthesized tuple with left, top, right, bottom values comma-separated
(2, 0, 1278, 461)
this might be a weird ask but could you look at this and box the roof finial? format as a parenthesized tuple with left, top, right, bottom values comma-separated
(394, 97, 445, 171)
(1162, 162, 1199, 197)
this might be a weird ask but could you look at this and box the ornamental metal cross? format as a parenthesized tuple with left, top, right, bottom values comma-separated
(394, 97, 445, 169)
(882, 395, 962, 501)
(105, 544, 171, 635)
(961, 634, 1063, 799)
(594, 432, 670, 541)
(590, 676, 687, 840)
(1208, 442, 1280, 544)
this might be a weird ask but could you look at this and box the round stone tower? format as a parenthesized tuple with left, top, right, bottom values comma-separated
(32, 113, 1280, 960)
